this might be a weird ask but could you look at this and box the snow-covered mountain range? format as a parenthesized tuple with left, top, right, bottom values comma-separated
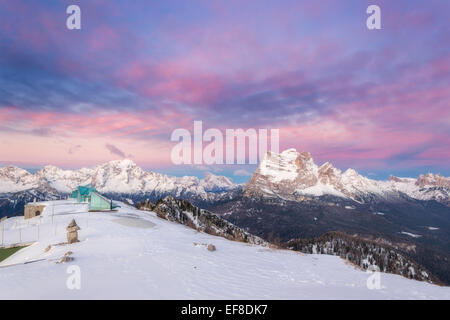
(0, 159, 236, 199)
(244, 149, 450, 205)
(0, 150, 448, 206)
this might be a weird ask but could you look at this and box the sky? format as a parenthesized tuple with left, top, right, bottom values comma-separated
(0, 0, 449, 183)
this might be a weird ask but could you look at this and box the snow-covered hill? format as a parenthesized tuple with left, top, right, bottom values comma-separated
(0, 160, 238, 199)
(0, 200, 448, 299)
(244, 149, 450, 204)
(151, 196, 267, 245)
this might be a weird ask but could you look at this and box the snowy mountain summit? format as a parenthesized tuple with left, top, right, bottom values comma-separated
(244, 149, 450, 204)
(0, 166, 49, 193)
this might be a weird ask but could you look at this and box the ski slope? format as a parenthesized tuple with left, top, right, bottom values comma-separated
(0, 200, 448, 299)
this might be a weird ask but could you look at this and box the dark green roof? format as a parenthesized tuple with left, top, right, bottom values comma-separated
(78, 185, 97, 196)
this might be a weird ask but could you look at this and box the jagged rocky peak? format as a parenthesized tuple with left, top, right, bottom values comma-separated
(96, 159, 142, 176)
(38, 165, 59, 173)
(295, 150, 313, 164)
(389, 175, 408, 183)
(91, 159, 156, 193)
(204, 172, 232, 184)
(343, 168, 358, 176)
(0, 165, 46, 193)
(318, 162, 342, 185)
(247, 149, 358, 200)
(0, 165, 34, 181)
(294, 151, 319, 187)
(202, 172, 234, 192)
(37, 165, 91, 180)
(259, 148, 318, 184)
(104, 158, 138, 169)
(245, 148, 385, 201)
(341, 168, 372, 187)
(416, 173, 450, 188)
(92, 159, 141, 178)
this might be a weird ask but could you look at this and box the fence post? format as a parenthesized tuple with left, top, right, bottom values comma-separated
(0, 217, 5, 246)
(19, 228, 22, 243)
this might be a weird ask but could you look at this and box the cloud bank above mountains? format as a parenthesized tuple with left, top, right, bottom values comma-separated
(0, 0, 448, 179)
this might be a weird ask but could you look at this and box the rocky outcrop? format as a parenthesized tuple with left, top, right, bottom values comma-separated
(149, 196, 266, 245)
(416, 173, 450, 188)
(389, 175, 408, 183)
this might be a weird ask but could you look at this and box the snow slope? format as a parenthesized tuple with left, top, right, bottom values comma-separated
(0, 200, 448, 299)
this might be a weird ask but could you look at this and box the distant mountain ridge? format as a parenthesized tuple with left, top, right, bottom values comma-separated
(244, 148, 450, 205)
(0, 159, 237, 200)
(1, 152, 449, 206)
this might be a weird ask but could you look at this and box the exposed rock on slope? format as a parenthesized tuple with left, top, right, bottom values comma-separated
(285, 231, 441, 284)
(145, 196, 266, 245)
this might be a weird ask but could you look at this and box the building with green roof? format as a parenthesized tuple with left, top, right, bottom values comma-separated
(71, 185, 120, 211)
(89, 191, 120, 211)
(71, 185, 97, 202)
